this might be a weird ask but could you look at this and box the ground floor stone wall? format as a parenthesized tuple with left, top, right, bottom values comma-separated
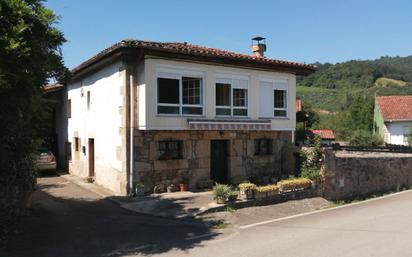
(133, 130, 296, 191)
(322, 150, 412, 200)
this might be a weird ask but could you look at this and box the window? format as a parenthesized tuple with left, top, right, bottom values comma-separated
(274, 90, 287, 117)
(182, 77, 202, 115)
(157, 75, 203, 115)
(254, 139, 273, 155)
(87, 91, 91, 110)
(74, 137, 80, 152)
(67, 99, 71, 118)
(259, 80, 289, 118)
(216, 83, 231, 115)
(158, 140, 183, 160)
(215, 77, 248, 117)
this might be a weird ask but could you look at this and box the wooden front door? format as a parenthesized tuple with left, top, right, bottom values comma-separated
(210, 140, 228, 184)
(88, 138, 95, 177)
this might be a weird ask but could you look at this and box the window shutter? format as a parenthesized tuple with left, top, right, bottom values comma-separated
(259, 81, 273, 117)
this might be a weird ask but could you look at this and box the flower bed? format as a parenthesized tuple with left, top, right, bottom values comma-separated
(255, 185, 280, 199)
(279, 178, 312, 192)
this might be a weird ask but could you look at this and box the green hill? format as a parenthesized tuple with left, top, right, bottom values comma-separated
(297, 55, 412, 112)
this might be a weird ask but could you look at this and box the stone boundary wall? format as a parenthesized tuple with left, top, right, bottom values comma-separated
(322, 149, 412, 200)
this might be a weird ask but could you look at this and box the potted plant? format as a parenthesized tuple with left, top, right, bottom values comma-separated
(179, 183, 188, 192)
(135, 183, 145, 196)
(238, 182, 257, 200)
(213, 183, 232, 204)
(167, 183, 177, 193)
(228, 191, 238, 202)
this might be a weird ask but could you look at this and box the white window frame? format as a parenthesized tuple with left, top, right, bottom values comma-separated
(259, 77, 289, 119)
(156, 69, 204, 116)
(215, 74, 249, 117)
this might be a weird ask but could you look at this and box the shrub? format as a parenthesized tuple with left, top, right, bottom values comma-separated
(238, 182, 257, 191)
(279, 178, 312, 192)
(349, 130, 383, 146)
(213, 183, 232, 201)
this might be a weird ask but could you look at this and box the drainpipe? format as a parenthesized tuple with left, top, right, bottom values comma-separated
(128, 49, 144, 195)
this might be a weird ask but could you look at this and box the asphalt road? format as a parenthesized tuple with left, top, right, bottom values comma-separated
(4, 175, 412, 257)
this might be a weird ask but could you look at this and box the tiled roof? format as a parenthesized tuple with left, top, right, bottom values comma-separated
(72, 39, 315, 76)
(376, 95, 412, 121)
(43, 83, 64, 94)
(310, 129, 335, 140)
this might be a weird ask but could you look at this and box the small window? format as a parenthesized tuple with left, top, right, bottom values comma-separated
(254, 139, 273, 155)
(158, 140, 183, 160)
(74, 137, 80, 152)
(87, 91, 91, 110)
(67, 99, 71, 118)
(274, 90, 287, 117)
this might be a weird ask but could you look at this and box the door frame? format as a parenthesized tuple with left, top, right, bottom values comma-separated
(88, 138, 95, 177)
(210, 140, 229, 184)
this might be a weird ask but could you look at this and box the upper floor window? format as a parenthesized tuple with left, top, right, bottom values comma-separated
(216, 77, 248, 117)
(157, 73, 203, 115)
(259, 79, 288, 118)
(274, 90, 287, 117)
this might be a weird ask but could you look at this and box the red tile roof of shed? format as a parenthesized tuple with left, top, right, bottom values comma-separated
(376, 95, 412, 121)
(310, 129, 335, 140)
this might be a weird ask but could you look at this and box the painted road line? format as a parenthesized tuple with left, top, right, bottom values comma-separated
(239, 188, 412, 230)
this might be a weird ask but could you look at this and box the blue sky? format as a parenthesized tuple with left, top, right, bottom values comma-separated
(45, 0, 412, 69)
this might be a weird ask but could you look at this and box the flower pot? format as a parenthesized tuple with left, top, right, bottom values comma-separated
(179, 183, 188, 192)
(255, 191, 267, 200)
(228, 193, 238, 202)
(240, 189, 255, 200)
(216, 198, 226, 204)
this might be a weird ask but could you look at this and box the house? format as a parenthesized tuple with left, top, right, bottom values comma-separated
(309, 129, 335, 146)
(374, 95, 412, 145)
(55, 38, 315, 195)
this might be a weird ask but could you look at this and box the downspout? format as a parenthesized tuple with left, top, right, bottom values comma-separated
(128, 50, 144, 195)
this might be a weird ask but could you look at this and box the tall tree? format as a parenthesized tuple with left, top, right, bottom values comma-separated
(0, 0, 67, 235)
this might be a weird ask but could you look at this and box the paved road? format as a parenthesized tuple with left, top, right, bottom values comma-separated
(3, 175, 220, 257)
(4, 175, 412, 257)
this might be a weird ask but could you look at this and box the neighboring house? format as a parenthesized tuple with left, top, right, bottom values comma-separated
(309, 129, 335, 146)
(56, 38, 315, 195)
(43, 83, 68, 170)
(374, 95, 412, 145)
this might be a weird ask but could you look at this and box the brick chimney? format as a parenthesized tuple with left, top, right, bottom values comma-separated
(251, 36, 266, 58)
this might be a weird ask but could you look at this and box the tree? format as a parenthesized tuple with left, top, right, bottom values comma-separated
(0, 0, 67, 236)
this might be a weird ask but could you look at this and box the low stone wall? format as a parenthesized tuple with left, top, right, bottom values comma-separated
(322, 150, 412, 200)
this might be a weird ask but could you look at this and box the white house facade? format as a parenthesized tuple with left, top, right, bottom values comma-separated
(374, 95, 412, 146)
(59, 39, 315, 195)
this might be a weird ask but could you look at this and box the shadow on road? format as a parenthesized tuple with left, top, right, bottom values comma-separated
(4, 175, 221, 257)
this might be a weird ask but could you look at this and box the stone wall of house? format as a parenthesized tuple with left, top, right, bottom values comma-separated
(322, 150, 412, 200)
(133, 130, 296, 190)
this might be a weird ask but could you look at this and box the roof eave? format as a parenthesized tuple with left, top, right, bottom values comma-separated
(71, 45, 315, 79)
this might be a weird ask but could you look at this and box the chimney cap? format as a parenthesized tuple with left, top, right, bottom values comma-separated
(252, 36, 266, 41)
